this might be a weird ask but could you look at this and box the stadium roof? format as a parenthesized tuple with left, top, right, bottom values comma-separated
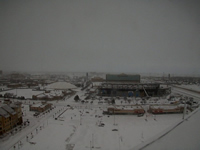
(45, 82, 77, 90)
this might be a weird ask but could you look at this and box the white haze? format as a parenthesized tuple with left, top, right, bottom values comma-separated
(0, 0, 200, 75)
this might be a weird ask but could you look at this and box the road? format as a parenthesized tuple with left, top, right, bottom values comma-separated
(0, 104, 64, 150)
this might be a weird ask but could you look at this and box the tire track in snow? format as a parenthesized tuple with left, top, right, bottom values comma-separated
(65, 125, 77, 150)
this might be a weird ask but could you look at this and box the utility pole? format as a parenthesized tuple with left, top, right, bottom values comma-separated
(182, 103, 187, 120)
(80, 114, 82, 125)
(92, 134, 94, 148)
(113, 108, 116, 125)
(90, 141, 92, 150)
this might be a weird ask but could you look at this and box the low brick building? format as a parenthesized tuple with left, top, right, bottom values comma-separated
(103, 105, 145, 115)
(148, 104, 184, 114)
(29, 103, 52, 113)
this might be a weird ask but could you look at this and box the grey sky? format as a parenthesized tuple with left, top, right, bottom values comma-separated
(0, 0, 200, 75)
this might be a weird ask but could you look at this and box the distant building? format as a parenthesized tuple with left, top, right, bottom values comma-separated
(103, 105, 145, 115)
(7, 83, 23, 88)
(86, 72, 88, 81)
(91, 77, 104, 82)
(168, 74, 171, 80)
(9, 73, 26, 80)
(106, 73, 140, 83)
(29, 102, 52, 113)
(148, 104, 184, 114)
(32, 89, 74, 101)
(99, 73, 170, 97)
(91, 77, 104, 87)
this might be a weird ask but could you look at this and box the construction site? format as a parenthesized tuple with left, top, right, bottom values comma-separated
(98, 74, 171, 97)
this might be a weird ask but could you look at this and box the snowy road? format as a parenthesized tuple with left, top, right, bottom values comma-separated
(0, 104, 64, 150)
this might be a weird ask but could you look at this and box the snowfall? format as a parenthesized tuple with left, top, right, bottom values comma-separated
(0, 84, 200, 150)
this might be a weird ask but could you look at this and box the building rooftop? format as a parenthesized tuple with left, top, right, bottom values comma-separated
(31, 104, 42, 107)
(45, 82, 77, 90)
(150, 104, 184, 109)
(0, 104, 16, 115)
(0, 107, 10, 118)
(106, 74, 140, 82)
(114, 105, 143, 110)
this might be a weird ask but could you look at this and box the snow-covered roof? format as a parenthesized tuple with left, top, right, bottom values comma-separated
(150, 104, 184, 109)
(45, 82, 77, 90)
(31, 103, 51, 108)
(115, 105, 143, 110)
(31, 104, 42, 107)
(40, 104, 46, 108)
(10, 103, 18, 108)
(1, 104, 16, 115)
(36, 94, 46, 98)
(0, 107, 10, 118)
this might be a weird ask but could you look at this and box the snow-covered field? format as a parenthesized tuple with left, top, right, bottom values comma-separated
(9, 107, 182, 150)
(175, 84, 200, 92)
(0, 89, 44, 99)
(135, 107, 200, 150)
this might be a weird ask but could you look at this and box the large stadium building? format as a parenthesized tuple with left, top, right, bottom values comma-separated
(98, 74, 170, 97)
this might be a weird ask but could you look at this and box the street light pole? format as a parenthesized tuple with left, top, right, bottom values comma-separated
(80, 117, 81, 125)
(182, 103, 187, 120)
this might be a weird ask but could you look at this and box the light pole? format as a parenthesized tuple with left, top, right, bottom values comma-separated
(182, 103, 187, 120)
(92, 134, 94, 148)
(113, 108, 117, 126)
(80, 114, 82, 125)
(16, 88, 17, 97)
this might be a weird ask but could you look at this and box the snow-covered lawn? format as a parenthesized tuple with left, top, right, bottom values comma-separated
(11, 107, 182, 150)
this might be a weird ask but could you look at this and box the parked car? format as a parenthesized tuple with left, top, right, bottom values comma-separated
(112, 129, 118, 131)
(137, 113, 144, 117)
(33, 112, 40, 116)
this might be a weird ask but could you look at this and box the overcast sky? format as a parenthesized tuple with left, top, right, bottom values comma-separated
(0, 0, 200, 75)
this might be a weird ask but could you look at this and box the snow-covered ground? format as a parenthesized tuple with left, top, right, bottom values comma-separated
(172, 87, 200, 102)
(0, 89, 44, 99)
(0, 86, 11, 91)
(175, 84, 200, 92)
(6, 106, 182, 150)
(134, 107, 200, 150)
(0, 87, 199, 150)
